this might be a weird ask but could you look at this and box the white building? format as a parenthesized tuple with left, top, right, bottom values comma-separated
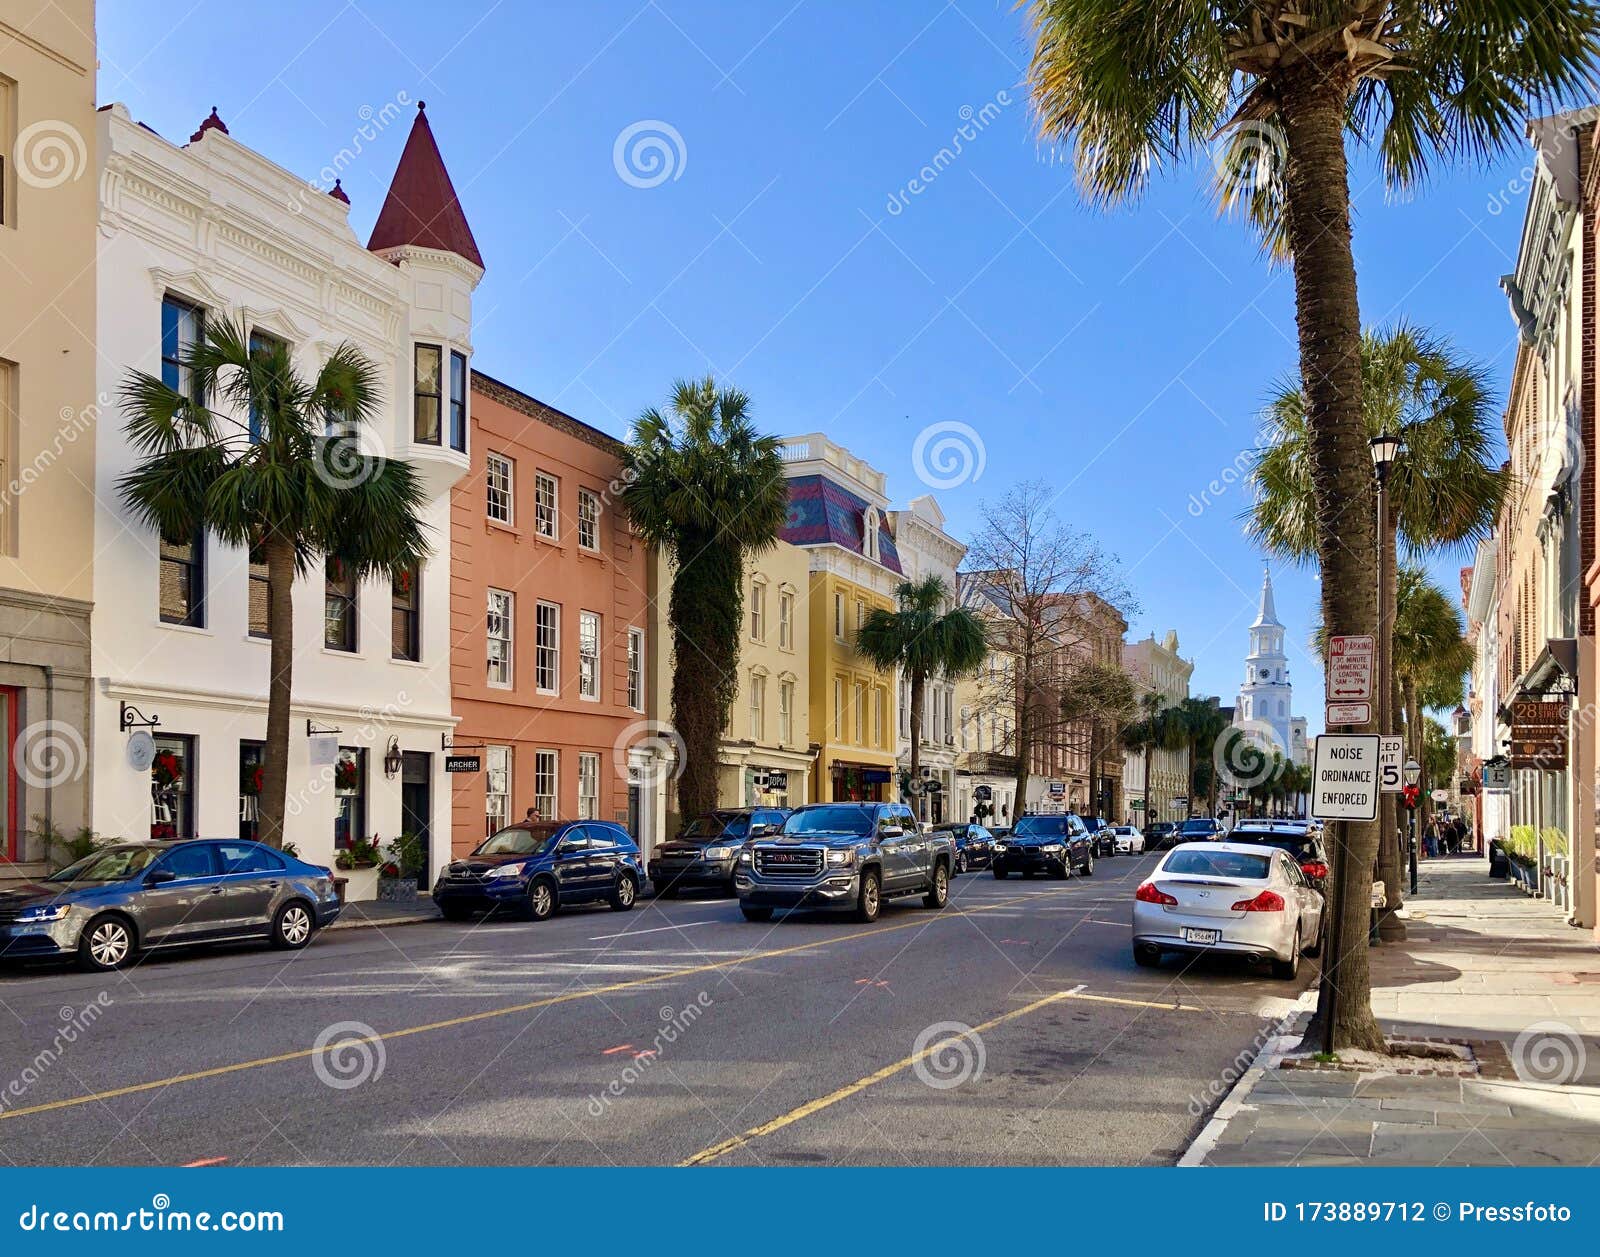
(1464, 536, 1508, 845)
(90, 101, 481, 895)
(1233, 568, 1307, 767)
(889, 494, 965, 823)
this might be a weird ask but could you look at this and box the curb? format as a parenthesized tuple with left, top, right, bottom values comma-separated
(327, 911, 441, 932)
(1178, 984, 1319, 1168)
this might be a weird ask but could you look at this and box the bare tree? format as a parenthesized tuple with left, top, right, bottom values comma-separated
(962, 482, 1136, 813)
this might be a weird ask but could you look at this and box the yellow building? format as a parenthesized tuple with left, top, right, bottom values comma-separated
(778, 434, 901, 803)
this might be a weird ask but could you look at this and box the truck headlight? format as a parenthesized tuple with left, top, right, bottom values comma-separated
(704, 846, 734, 861)
(826, 849, 856, 868)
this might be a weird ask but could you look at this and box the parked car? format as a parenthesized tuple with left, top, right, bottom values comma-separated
(1110, 825, 1146, 855)
(1144, 821, 1178, 851)
(1131, 841, 1325, 979)
(1177, 817, 1224, 843)
(649, 807, 789, 898)
(992, 813, 1095, 879)
(1226, 822, 1330, 891)
(734, 802, 954, 924)
(1082, 816, 1115, 857)
(0, 839, 341, 972)
(432, 820, 642, 921)
(930, 822, 995, 873)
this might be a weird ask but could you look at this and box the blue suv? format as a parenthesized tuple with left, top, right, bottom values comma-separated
(432, 820, 643, 922)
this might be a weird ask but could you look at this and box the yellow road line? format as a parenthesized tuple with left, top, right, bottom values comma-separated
(0, 890, 1063, 1124)
(678, 986, 1218, 1166)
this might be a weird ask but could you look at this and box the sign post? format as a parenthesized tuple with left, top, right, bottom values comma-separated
(1310, 733, 1380, 1059)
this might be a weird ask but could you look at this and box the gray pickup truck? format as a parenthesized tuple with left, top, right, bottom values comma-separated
(734, 801, 955, 923)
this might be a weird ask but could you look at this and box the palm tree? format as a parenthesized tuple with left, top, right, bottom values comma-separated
(1176, 696, 1229, 817)
(857, 576, 988, 821)
(621, 378, 789, 821)
(1021, 0, 1600, 1051)
(1249, 324, 1505, 924)
(1121, 691, 1166, 824)
(119, 319, 429, 848)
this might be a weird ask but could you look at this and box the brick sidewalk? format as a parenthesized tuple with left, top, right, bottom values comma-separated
(1186, 858, 1600, 1166)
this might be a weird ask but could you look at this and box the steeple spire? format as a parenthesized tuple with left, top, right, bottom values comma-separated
(367, 101, 484, 269)
(1252, 564, 1281, 628)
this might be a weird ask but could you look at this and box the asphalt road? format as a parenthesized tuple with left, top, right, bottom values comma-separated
(0, 851, 1315, 1167)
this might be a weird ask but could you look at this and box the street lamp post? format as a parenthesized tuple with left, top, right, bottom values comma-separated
(1370, 432, 1404, 939)
(1404, 757, 1422, 895)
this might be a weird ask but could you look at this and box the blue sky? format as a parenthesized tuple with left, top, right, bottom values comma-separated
(99, 0, 1531, 726)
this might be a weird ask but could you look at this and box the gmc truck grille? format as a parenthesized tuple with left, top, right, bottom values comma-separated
(753, 847, 824, 878)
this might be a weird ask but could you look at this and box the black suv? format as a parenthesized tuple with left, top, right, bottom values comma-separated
(930, 822, 995, 873)
(993, 813, 1095, 879)
(1228, 823, 1331, 891)
(649, 807, 790, 897)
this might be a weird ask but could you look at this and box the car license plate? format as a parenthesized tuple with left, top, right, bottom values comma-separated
(1182, 927, 1220, 945)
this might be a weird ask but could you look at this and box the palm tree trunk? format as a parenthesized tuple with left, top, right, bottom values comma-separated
(258, 531, 296, 849)
(909, 671, 925, 822)
(1278, 67, 1386, 1054)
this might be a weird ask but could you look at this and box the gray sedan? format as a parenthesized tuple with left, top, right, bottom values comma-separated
(1131, 841, 1324, 979)
(0, 840, 342, 971)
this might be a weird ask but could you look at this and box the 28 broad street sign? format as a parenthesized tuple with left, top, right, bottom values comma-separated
(1311, 734, 1380, 821)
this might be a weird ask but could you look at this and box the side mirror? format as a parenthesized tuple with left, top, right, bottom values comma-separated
(145, 869, 176, 886)
(879, 825, 903, 840)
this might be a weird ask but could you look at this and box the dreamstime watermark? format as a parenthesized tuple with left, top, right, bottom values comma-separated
(12, 720, 88, 790)
(1, 392, 107, 514)
(284, 693, 412, 821)
(13, 119, 90, 189)
(1187, 1019, 1278, 1117)
(885, 91, 1012, 216)
(311, 431, 387, 490)
(912, 420, 986, 490)
(1209, 119, 1286, 202)
(586, 993, 713, 1117)
(17, 1194, 284, 1233)
(1214, 719, 1288, 791)
(285, 91, 412, 214)
(311, 1020, 386, 1090)
(613, 120, 687, 189)
(0, 994, 113, 1113)
(613, 718, 687, 789)
(1512, 1020, 1587, 1085)
(912, 1020, 986, 1090)
(1186, 442, 1258, 518)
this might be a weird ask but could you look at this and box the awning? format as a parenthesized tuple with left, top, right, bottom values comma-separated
(1508, 637, 1577, 709)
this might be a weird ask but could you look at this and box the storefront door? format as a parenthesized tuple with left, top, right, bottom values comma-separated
(400, 752, 432, 890)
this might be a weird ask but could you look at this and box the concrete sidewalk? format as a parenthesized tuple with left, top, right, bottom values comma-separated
(1187, 858, 1600, 1166)
(327, 898, 442, 930)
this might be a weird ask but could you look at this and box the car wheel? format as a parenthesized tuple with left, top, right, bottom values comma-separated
(1271, 928, 1301, 980)
(1080, 851, 1094, 878)
(527, 878, 557, 922)
(955, 851, 968, 875)
(740, 904, 773, 922)
(439, 903, 473, 922)
(77, 915, 136, 972)
(1133, 944, 1161, 968)
(923, 862, 949, 909)
(855, 869, 882, 923)
(609, 872, 638, 912)
(271, 901, 315, 950)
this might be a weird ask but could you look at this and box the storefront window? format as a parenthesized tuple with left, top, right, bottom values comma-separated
(0, 687, 16, 860)
(334, 747, 365, 850)
(239, 740, 264, 842)
(152, 734, 195, 840)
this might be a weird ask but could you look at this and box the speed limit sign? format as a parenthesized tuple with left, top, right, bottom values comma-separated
(1378, 735, 1404, 793)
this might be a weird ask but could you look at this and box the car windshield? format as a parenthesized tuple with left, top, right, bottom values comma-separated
(784, 806, 874, 837)
(1012, 816, 1072, 838)
(475, 824, 561, 857)
(682, 813, 750, 839)
(1180, 820, 1215, 833)
(1231, 833, 1318, 860)
(1162, 849, 1271, 879)
(47, 847, 158, 882)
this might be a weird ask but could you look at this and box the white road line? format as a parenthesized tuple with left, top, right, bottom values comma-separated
(588, 919, 723, 941)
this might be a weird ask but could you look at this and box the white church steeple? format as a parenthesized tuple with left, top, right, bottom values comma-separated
(1237, 566, 1293, 758)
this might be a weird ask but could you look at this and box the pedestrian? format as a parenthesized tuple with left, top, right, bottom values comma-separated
(525, 806, 538, 823)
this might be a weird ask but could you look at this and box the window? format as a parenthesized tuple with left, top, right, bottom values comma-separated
(750, 579, 766, 641)
(449, 350, 468, 452)
(160, 296, 204, 403)
(485, 745, 511, 836)
(154, 842, 215, 880)
(863, 506, 879, 560)
(151, 734, 195, 840)
(855, 599, 866, 637)
(487, 589, 513, 687)
(833, 678, 843, 739)
(159, 530, 205, 627)
(577, 489, 600, 551)
(324, 559, 357, 652)
(578, 610, 600, 700)
(0, 359, 12, 556)
(960, 707, 970, 751)
(414, 344, 442, 444)
(578, 752, 600, 820)
(247, 330, 283, 443)
(392, 565, 419, 661)
(535, 472, 557, 539)
(854, 682, 866, 744)
(247, 547, 270, 639)
(486, 453, 513, 524)
(874, 688, 884, 748)
(536, 601, 560, 694)
(218, 843, 285, 875)
(333, 747, 366, 850)
(779, 591, 794, 650)
(534, 750, 558, 821)
(834, 593, 845, 641)
(627, 628, 645, 711)
(0, 77, 12, 228)
(749, 672, 765, 741)
(779, 680, 793, 745)
(239, 741, 264, 842)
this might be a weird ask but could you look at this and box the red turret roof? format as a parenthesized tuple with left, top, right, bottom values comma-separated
(366, 101, 483, 269)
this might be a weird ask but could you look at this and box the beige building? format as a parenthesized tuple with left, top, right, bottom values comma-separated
(0, 2, 97, 875)
(1122, 630, 1194, 828)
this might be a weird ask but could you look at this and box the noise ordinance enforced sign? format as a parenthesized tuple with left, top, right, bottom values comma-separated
(1310, 734, 1380, 821)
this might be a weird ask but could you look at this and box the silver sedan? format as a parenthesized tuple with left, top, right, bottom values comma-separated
(1130, 841, 1324, 979)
